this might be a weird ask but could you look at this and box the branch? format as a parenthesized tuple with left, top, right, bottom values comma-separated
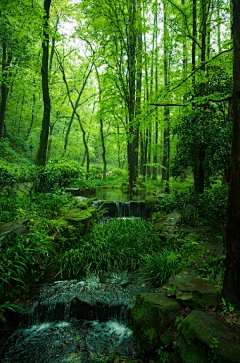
(159, 47, 233, 100)
(150, 103, 188, 107)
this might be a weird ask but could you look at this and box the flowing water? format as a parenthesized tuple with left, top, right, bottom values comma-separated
(1, 201, 154, 362)
(1, 273, 157, 362)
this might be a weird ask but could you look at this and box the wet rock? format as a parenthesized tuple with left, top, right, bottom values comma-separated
(0, 219, 28, 238)
(65, 188, 81, 196)
(60, 207, 97, 234)
(165, 270, 218, 309)
(174, 310, 240, 363)
(130, 292, 180, 354)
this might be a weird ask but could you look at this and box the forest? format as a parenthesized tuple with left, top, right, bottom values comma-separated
(1, 0, 240, 362)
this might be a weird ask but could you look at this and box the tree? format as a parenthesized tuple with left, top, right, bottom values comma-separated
(36, 0, 51, 166)
(222, 0, 240, 307)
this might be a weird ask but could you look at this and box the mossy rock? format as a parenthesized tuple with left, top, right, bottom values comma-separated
(174, 310, 240, 363)
(130, 293, 180, 354)
(60, 207, 97, 234)
(165, 270, 218, 309)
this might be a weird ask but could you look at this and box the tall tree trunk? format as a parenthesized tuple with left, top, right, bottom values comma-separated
(0, 41, 12, 141)
(195, 0, 207, 194)
(162, 2, 170, 193)
(222, 0, 240, 307)
(136, 0, 142, 179)
(36, 0, 51, 166)
(95, 67, 107, 180)
(26, 93, 36, 139)
(127, 0, 137, 195)
(152, 5, 158, 180)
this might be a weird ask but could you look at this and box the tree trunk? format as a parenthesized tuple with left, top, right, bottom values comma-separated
(152, 6, 158, 180)
(222, 0, 240, 307)
(195, 0, 207, 194)
(95, 67, 107, 180)
(162, 2, 170, 193)
(0, 41, 12, 141)
(36, 0, 51, 166)
(127, 0, 137, 195)
(26, 93, 36, 140)
(223, 0, 240, 308)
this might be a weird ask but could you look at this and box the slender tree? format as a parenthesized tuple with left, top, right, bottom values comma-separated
(36, 0, 51, 166)
(222, 0, 240, 307)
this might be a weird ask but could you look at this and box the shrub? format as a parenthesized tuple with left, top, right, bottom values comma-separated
(33, 161, 84, 193)
(141, 249, 181, 286)
(58, 218, 161, 278)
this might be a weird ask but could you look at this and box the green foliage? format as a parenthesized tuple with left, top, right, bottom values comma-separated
(0, 301, 22, 322)
(58, 219, 161, 278)
(141, 249, 181, 286)
(146, 195, 176, 214)
(33, 161, 84, 193)
(0, 225, 57, 303)
(220, 298, 234, 315)
(195, 255, 226, 282)
(178, 185, 228, 228)
(156, 346, 170, 362)
(208, 337, 219, 362)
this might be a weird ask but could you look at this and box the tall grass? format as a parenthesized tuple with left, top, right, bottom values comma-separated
(58, 218, 161, 278)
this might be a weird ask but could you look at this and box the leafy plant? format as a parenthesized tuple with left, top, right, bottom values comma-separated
(141, 249, 181, 286)
(156, 345, 170, 363)
(0, 301, 22, 322)
(58, 218, 161, 278)
(220, 298, 234, 315)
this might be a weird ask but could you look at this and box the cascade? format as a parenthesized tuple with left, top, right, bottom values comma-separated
(1, 274, 157, 362)
(91, 200, 149, 218)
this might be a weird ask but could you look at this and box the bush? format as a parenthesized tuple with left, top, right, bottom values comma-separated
(141, 249, 181, 286)
(33, 161, 84, 193)
(58, 218, 161, 278)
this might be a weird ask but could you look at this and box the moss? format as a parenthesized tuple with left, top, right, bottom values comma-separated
(131, 293, 180, 355)
(175, 310, 240, 363)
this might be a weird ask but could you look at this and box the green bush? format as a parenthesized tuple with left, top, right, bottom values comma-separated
(141, 249, 181, 286)
(0, 228, 56, 303)
(58, 218, 161, 278)
(33, 161, 84, 193)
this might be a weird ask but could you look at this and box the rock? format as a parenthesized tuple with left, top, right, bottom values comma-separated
(65, 188, 81, 196)
(174, 310, 240, 363)
(0, 220, 28, 238)
(166, 210, 181, 226)
(165, 270, 218, 309)
(60, 207, 97, 235)
(130, 293, 180, 354)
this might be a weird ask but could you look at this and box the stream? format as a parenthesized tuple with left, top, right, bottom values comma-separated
(1, 273, 157, 363)
(1, 200, 155, 362)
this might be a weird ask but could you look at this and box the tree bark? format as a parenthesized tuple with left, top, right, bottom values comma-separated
(222, 0, 240, 307)
(162, 2, 170, 193)
(0, 41, 12, 141)
(127, 0, 137, 195)
(36, 0, 51, 166)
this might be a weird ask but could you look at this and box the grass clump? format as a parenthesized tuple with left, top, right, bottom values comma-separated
(141, 249, 182, 286)
(58, 218, 162, 278)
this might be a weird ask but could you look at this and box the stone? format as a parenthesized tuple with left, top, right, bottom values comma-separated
(130, 293, 180, 354)
(174, 310, 240, 363)
(166, 210, 181, 226)
(0, 220, 28, 238)
(65, 188, 81, 196)
(166, 270, 218, 309)
(60, 207, 97, 235)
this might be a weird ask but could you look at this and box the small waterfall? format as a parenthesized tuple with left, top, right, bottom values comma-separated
(2, 274, 157, 362)
(92, 200, 149, 218)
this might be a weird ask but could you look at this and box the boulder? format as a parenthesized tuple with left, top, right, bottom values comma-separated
(0, 220, 28, 238)
(174, 310, 240, 363)
(130, 293, 180, 354)
(164, 270, 218, 309)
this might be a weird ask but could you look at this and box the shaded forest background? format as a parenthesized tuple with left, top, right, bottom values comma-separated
(0, 0, 233, 194)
